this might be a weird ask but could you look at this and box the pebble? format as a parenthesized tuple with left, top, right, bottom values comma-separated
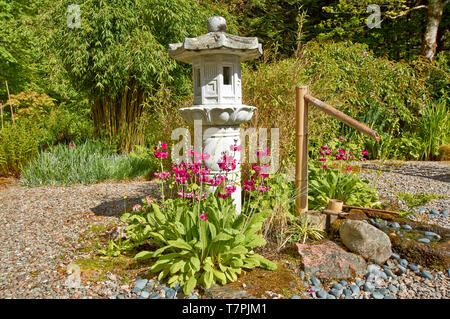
(397, 265, 407, 274)
(384, 296, 395, 299)
(332, 283, 343, 291)
(299, 271, 306, 280)
(149, 293, 160, 299)
(317, 290, 328, 299)
(343, 289, 352, 297)
(371, 291, 384, 299)
(327, 294, 336, 299)
(356, 279, 365, 287)
(311, 275, 321, 287)
(421, 270, 434, 280)
(391, 253, 400, 260)
(140, 291, 149, 298)
(384, 268, 396, 278)
(418, 238, 430, 244)
(349, 284, 360, 295)
(339, 280, 348, 287)
(388, 284, 398, 294)
(442, 209, 449, 217)
(188, 295, 198, 299)
(377, 288, 388, 296)
(408, 264, 420, 272)
(401, 224, 412, 230)
(330, 288, 343, 298)
(363, 282, 375, 293)
(391, 222, 400, 229)
(431, 209, 439, 215)
(134, 279, 148, 290)
(400, 259, 408, 267)
(291, 295, 301, 299)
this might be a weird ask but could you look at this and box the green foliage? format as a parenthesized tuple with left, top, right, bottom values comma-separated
(0, 121, 41, 176)
(20, 140, 153, 186)
(395, 192, 445, 209)
(308, 165, 379, 210)
(288, 214, 325, 244)
(122, 196, 276, 295)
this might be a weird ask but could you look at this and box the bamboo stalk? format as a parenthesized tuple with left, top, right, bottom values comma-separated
(295, 86, 309, 215)
(343, 205, 401, 216)
(304, 94, 380, 141)
(5, 81, 15, 125)
(0, 103, 3, 129)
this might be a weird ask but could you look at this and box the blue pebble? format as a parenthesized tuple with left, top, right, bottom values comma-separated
(408, 264, 419, 272)
(299, 271, 306, 280)
(384, 269, 395, 278)
(349, 284, 360, 295)
(399, 259, 408, 267)
(291, 295, 301, 299)
(140, 291, 150, 298)
(332, 283, 343, 290)
(416, 206, 426, 212)
(384, 295, 395, 299)
(401, 224, 412, 230)
(356, 279, 365, 287)
(330, 288, 343, 298)
(418, 238, 430, 244)
(343, 289, 352, 297)
(340, 280, 348, 287)
(379, 271, 388, 280)
(431, 209, 439, 215)
(441, 209, 448, 217)
(363, 282, 374, 292)
(421, 270, 434, 280)
(369, 218, 376, 224)
(447, 269, 450, 277)
(397, 265, 407, 274)
(311, 275, 321, 287)
(362, 220, 368, 224)
(345, 295, 353, 299)
(327, 294, 336, 299)
(391, 253, 400, 260)
(371, 291, 384, 299)
(165, 288, 176, 299)
(131, 287, 142, 294)
(388, 284, 398, 293)
(317, 290, 328, 299)
(188, 295, 198, 299)
(134, 279, 148, 290)
(391, 222, 400, 229)
(173, 282, 182, 293)
(377, 288, 388, 296)
(149, 293, 161, 299)
(311, 285, 321, 293)
(116, 294, 125, 299)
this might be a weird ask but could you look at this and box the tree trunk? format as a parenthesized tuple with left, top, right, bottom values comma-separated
(422, 0, 445, 61)
(92, 87, 146, 152)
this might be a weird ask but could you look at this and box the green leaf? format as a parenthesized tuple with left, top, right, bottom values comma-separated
(183, 275, 197, 295)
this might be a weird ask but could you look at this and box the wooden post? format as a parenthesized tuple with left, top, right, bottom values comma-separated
(295, 86, 308, 215)
(0, 103, 3, 129)
(5, 81, 15, 125)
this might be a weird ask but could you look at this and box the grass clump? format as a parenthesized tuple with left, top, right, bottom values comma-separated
(20, 139, 157, 186)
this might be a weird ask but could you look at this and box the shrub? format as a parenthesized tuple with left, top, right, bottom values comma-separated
(0, 121, 41, 176)
(20, 140, 153, 186)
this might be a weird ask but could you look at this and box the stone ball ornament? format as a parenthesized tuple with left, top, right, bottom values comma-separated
(207, 16, 227, 32)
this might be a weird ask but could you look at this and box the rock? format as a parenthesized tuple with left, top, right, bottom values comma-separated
(332, 283, 343, 291)
(401, 224, 412, 230)
(399, 259, 408, 267)
(134, 279, 148, 290)
(340, 280, 348, 287)
(330, 288, 343, 298)
(388, 284, 398, 293)
(384, 268, 395, 278)
(205, 284, 254, 299)
(356, 279, 365, 287)
(418, 238, 430, 244)
(430, 209, 439, 215)
(371, 291, 384, 299)
(327, 294, 336, 299)
(345, 295, 353, 299)
(316, 290, 328, 299)
(349, 284, 360, 295)
(299, 271, 306, 280)
(408, 264, 419, 272)
(291, 295, 301, 299)
(424, 231, 441, 240)
(116, 294, 125, 299)
(391, 253, 400, 260)
(296, 240, 367, 279)
(367, 264, 381, 274)
(339, 220, 392, 265)
(131, 287, 142, 294)
(377, 288, 388, 295)
(188, 295, 198, 299)
(442, 209, 449, 217)
(421, 270, 434, 280)
(343, 288, 352, 297)
(165, 288, 176, 299)
(149, 293, 160, 299)
(447, 269, 450, 277)
(140, 291, 150, 299)
(310, 275, 321, 287)
(363, 282, 375, 292)
(397, 265, 407, 274)
(384, 295, 395, 299)
(390, 222, 400, 229)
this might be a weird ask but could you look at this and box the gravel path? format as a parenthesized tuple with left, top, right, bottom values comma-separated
(0, 180, 159, 299)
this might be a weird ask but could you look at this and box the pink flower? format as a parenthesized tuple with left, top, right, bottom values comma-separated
(199, 213, 208, 221)
(359, 157, 367, 161)
(321, 145, 330, 150)
(218, 154, 237, 172)
(321, 165, 327, 169)
(317, 157, 326, 162)
(257, 184, 270, 193)
(160, 143, 168, 149)
(132, 204, 142, 212)
(339, 137, 344, 142)
(346, 167, 353, 171)
(230, 144, 242, 152)
(70, 143, 74, 148)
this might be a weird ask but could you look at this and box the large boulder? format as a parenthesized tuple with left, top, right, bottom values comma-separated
(296, 240, 367, 279)
(339, 220, 392, 265)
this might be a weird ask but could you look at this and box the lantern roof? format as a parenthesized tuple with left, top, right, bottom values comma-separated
(168, 16, 262, 63)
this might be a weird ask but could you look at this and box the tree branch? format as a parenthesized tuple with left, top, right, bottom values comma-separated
(389, 5, 428, 20)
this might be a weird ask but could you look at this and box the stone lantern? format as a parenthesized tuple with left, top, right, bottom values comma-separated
(168, 16, 262, 214)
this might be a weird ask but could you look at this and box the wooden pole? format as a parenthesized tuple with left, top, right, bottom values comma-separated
(0, 103, 3, 129)
(295, 86, 308, 215)
(304, 94, 380, 142)
(5, 81, 15, 125)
